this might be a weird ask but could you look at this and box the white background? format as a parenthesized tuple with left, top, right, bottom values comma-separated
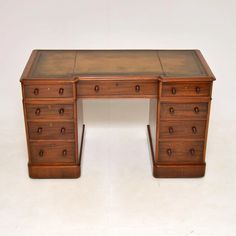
(0, 0, 235, 235)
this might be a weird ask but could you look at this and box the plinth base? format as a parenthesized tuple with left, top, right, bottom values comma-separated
(28, 164, 81, 179)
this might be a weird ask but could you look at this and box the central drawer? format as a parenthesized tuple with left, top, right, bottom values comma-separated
(28, 122, 75, 140)
(77, 80, 158, 97)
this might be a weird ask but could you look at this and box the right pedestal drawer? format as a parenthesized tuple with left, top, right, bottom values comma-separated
(158, 141, 204, 163)
(162, 82, 211, 97)
(159, 120, 206, 139)
(160, 102, 208, 120)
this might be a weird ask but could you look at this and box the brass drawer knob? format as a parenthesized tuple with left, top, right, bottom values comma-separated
(34, 88, 39, 95)
(168, 127, 174, 134)
(60, 127, 66, 134)
(94, 85, 100, 92)
(171, 87, 176, 95)
(62, 149, 67, 156)
(167, 148, 172, 156)
(39, 150, 44, 157)
(35, 108, 41, 116)
(37, 127, 43, 134)
(194, 106, 200, 113)
(189, 148, 195, 156)
(195, 87, 201, 94)
(59, 88, 64, 95)
(135, 85, 140, 92)
(192, 126, 197, 134)
(169, 107, 175, 114)
(59, 108, 64, 115)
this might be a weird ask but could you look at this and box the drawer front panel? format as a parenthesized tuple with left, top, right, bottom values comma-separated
(26, 104, 74, 120)
(77, 81, 158, 97)
(30, 142, 75, 163)
(28, 122, 74, 140)
(162, 82, 211, 97)
(159, 120, 206, 139)
(24, 84, 73, 98)
(158, 141, 204, 163)
(160, 102, 208, 120)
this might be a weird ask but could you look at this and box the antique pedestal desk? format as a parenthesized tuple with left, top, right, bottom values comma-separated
(20, 50, 215, 179)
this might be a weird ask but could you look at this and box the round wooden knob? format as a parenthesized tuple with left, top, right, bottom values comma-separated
(167, 148, 172, 156)
(135, 85, 140, 92)
(37, 127, 43, 134)
(169, 107, 175, 114)
(59, 88, 64, 95)
(194, 107, 199, 113)
(60, 127, 66, 134)
(34, 88, 39, 95)
(168, 127, 174, 134)
(171, 87, 176, 95)
(94, 85, 99, 92)
(195, 87, 201, 94)
(62, 149, 67, 156)
(39, 150, 44, 157)
(192, 126, 197, 134)
(189, 148, 195, 156)
(59, 108, 64, 115)
(35, 108, 41, 116)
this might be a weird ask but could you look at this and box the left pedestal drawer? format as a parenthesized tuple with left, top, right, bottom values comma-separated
(23, 84, 73, 98)
(25, 103, 74, 121)
(28, 122, 75, 140)
(29, 142, 75, 164)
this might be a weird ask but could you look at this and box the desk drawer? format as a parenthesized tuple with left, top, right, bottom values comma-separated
(77, 81, 158, 97)
(159, 120, 206, 139)
(29, 142, 75, 164)
(158, 141, 204, 163)
(28, 122, 74, 140)
(162, 82, 211, 97)
(160, 102, 208, 120)
(26, 103, 74, 121)
(23, 84, 73, 98)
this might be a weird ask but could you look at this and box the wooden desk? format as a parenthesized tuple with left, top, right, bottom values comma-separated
(20, 50, 215, 178)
